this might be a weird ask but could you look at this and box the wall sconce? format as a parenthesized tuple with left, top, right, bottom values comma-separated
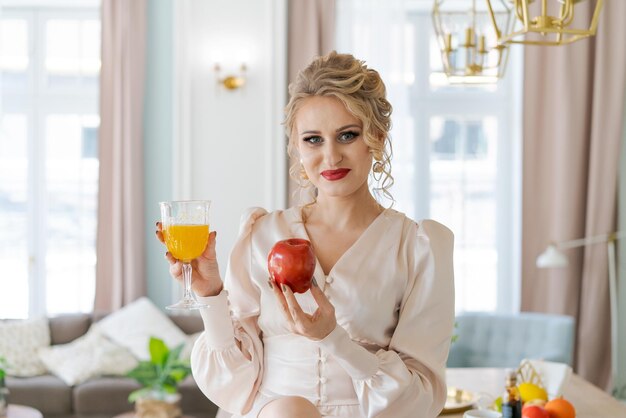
(214, 63, 247, 91)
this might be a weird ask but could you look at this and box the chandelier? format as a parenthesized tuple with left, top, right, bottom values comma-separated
(432, 0, 514, 84)
(485, 0, 604, 46)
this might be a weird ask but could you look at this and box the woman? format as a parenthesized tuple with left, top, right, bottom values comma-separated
(157, 51, 455, 418)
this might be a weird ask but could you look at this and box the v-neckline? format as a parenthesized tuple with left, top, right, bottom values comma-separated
(289, 206, 388, 278)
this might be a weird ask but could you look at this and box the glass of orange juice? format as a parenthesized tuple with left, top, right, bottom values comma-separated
(159, 200, 211, 310)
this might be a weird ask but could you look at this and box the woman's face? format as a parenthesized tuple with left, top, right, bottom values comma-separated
(295, 96, 373, 200)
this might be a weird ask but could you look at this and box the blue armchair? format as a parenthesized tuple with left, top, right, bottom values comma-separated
(447, 312, 575, 368)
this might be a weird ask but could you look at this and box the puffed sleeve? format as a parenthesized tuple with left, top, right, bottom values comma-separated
(190, 207, 268, 415)
(314, 219, 455, 418)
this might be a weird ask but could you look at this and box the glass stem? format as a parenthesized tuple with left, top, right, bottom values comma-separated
(182, 262, 194, 300)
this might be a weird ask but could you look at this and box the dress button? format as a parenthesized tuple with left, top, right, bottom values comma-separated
(321, 395, 328, 403)
(320, 355, 327, 363)
(320, 377, 327, 384)
(325, 276, 334, 284)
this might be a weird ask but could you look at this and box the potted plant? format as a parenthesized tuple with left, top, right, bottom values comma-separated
(126, 337, 191, 418)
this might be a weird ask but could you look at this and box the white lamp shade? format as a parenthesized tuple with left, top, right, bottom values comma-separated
(536, 245, 569, 268)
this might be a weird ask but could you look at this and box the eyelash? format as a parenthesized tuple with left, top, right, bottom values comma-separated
(302, 131, 360, 145)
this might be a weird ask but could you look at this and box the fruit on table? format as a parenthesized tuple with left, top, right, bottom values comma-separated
(268, 239, 316, 293)
(524, 399, 547, 408)
(522, 405, 550, 418)
(544, 398, 575, 418)
(491, 396, 503, 412)
(518, 382, 548, 402)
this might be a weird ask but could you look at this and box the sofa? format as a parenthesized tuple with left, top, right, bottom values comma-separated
(4, 312, 219, 418)
(447, 311, 575, 368)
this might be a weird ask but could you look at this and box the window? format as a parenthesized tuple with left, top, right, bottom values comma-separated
(0, 5, 100, 318)
(403, 12, 521, 313)
(336, 4, 522, 314)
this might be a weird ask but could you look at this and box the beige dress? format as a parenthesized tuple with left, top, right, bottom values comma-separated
(191, 207, 455, 418)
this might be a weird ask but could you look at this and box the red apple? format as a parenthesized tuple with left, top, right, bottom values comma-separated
(268, 239, 316, 293)
(522, 405, 549, 418)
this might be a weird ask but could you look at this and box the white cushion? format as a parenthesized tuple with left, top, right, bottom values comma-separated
(0, 318, 50, 377)
(38, 327, 138, 385)
(94, 297, 188, 360)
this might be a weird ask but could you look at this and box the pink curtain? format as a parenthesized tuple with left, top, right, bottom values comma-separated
(287, 0, 336, 205)
(521, 1, 626, 390)
(95, 0, 147, 311)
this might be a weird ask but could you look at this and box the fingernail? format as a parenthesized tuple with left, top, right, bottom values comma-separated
(312, 277, 318, 287)
(165, 252, 169, 257)
(155, 221, 159, 226)
(281, 284, 287, 293)
(267, 279, 273, 290)
(155, 230, 158, 235)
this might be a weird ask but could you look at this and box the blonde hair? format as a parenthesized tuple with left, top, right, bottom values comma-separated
(284, 51, 394, 203)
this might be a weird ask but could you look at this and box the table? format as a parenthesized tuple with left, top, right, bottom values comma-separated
(5, 404, 43, 418)
(443, 368, 626, 418)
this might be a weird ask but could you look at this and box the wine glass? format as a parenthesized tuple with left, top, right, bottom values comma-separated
(159, 200, 211, 310)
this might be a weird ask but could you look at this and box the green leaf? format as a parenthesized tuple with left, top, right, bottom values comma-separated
(170, 364, 191, 381)
(126, 362, 158, 386)
(149, 337, 169, 366)
(128, 387, 153, 403)
(161, 383, 177, 394)
(126, 337, 191, 396)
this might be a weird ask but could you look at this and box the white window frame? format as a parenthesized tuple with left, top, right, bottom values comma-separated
(1, 3, 99, 317)
(407, 7, 523, 313)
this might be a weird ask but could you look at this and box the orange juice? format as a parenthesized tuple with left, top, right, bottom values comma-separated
(163, 224, 209, 262)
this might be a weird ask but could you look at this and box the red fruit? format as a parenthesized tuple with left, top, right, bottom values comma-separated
(268, 239, 316, 293)
(522, 405, 550, 418)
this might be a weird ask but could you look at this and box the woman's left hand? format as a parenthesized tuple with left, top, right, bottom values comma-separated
(270, 277, 337, 341)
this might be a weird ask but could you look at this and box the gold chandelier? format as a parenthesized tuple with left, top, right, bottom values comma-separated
(432, 0, 513, 83)
(485, 0, 604, 46)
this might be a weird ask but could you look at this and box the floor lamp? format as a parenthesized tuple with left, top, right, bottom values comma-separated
(537, 230, 626, 395)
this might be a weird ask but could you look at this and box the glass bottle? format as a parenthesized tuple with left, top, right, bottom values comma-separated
(501, 369, 521, 418)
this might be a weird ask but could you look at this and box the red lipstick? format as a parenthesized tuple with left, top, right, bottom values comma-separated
(321, 168, 351, 181)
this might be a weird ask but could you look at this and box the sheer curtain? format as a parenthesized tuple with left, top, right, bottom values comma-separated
(95, 0, 147, 311)
(521, 1, 626, 390)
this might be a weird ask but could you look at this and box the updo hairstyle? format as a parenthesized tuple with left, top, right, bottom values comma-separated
(284, 51, 394, 202)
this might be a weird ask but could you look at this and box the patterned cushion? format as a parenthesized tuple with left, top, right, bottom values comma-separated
(38, 326, 138, 386)
(0, 318, 50, 377)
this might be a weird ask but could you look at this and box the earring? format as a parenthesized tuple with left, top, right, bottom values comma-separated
(373, 161, 384, 173)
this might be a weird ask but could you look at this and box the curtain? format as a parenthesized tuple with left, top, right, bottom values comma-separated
(95, 0, 147, 311)
(521, 1, 626, 390)
(287, 0, 336, 206)
(617, 79, 626, 399)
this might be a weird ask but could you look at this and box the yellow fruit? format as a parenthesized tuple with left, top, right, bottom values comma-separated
(525, 399, 547, 408)
(518, 382, 548, 403)
(492, 396, 502, 412)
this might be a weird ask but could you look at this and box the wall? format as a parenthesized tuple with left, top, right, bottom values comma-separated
(173, 0, 287, 285)
(144, 0, 174, 308)
(143, 0, 286, 307)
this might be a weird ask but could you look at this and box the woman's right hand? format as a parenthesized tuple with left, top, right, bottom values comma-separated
(156, 222, 223, 297)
